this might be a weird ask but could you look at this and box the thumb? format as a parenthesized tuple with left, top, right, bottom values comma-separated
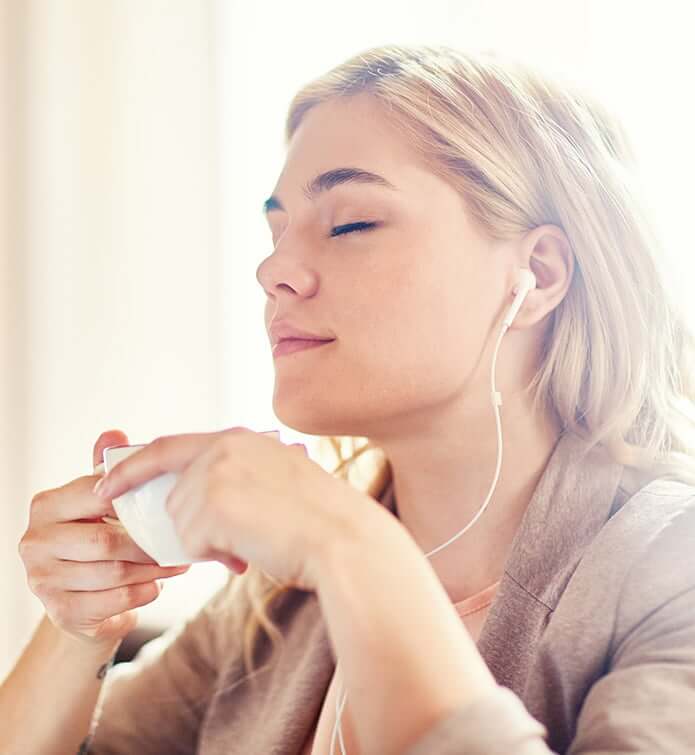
(93, 429, 130, 474)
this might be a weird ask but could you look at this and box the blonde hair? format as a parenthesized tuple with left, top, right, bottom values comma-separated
(237, 43, 695, 683)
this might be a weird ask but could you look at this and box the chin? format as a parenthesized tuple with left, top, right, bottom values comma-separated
(271, 405, 363, 439)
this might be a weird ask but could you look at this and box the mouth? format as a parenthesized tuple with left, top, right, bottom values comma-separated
(272, 338, 335, 358)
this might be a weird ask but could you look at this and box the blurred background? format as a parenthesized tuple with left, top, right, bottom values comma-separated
(1, 0, 694, 680)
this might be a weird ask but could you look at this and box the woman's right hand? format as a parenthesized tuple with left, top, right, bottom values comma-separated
(18, 430, 191, 647)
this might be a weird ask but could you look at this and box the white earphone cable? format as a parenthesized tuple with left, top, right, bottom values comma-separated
(422, 322, 506, 557)
(330, 670, 349, 755)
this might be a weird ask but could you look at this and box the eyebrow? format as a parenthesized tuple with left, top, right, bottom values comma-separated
(262, 167, 398, 216)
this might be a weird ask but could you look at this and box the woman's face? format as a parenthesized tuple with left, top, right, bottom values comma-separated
(256, 94, 514, 440)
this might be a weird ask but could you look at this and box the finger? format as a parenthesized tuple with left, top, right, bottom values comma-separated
(208, 549, 248, 574)
(61, 580, 165, 625)
(95, 431, 226, 501)
(175, 452, 224, 555)
(38, 560, 189, 592)
(165, 446, 211, 524)
(163, 463, 193, 520)
(42, 522, 160, 563)
(92, 430, 130, 472)
(30, 476, 118, 528)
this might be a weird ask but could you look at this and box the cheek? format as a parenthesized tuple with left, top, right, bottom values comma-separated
(341, 286, 478, 399)
(376, 327, 472, 396)
(365, 256, 492, 387)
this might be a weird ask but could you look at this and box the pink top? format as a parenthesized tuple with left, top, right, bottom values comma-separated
(452, 578, 501, 644)
(302, 579, 501, 754)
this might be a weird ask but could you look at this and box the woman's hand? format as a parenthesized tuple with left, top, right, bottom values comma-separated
(18, 430, 191, 647)
(93, 427, 368, 592)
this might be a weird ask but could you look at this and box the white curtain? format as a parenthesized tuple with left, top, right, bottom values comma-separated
(1, 0, 230, 681)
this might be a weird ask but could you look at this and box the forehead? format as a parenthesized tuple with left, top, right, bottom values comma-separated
(273, 95, 422, 197)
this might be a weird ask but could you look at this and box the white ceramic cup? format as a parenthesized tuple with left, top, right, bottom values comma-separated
(100, 444, 205, 566)
(98, 430, 283, 567)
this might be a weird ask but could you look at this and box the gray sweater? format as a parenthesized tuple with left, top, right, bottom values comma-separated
(86, 429, 695, 753)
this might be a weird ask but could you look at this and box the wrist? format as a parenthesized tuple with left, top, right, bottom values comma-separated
(44, 614, 123, 660)
(310, 485, 400, 594)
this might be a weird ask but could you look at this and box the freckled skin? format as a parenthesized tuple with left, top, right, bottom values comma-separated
(256, 92, 573, 602)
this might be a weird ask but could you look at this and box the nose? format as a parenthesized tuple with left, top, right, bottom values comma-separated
(255, 251, 318, 300)
(255, 256, 270, 290)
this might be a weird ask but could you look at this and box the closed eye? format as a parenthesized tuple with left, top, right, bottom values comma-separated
(330, 221, 378, 237)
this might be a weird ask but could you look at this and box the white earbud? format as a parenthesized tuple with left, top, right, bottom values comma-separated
(502, 268, 536, 329)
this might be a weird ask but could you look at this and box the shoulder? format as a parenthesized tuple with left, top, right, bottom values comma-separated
(562, 477, 695, 590)
(601, 478, 695, 577)
(593, 479, 695, 644)
(547, 479, 695, 666)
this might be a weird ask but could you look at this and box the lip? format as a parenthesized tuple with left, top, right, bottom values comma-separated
(269, 320, 335, 347)
(272, 338, 335, 358)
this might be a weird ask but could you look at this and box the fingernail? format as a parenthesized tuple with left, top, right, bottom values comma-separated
(260, 429, 281, 439)
(93, 476, 110, 497)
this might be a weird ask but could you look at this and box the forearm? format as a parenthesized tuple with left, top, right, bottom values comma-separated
(0, 613, 121, 755)
(315, 498, 499, 755)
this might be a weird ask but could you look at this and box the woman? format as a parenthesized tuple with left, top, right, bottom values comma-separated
(6, 44, 695, 754)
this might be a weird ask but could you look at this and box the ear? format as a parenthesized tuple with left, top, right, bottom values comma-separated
(512, 224, 575, 328)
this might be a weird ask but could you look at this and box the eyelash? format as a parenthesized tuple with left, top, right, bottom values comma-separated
(270, 221, 378, 248)
(330, 221, 378, 237)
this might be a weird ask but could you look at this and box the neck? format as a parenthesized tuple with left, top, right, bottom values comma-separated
(378, 394, 563, 604)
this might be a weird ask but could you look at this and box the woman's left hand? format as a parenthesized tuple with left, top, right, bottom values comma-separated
(93, 427, 366, 592)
